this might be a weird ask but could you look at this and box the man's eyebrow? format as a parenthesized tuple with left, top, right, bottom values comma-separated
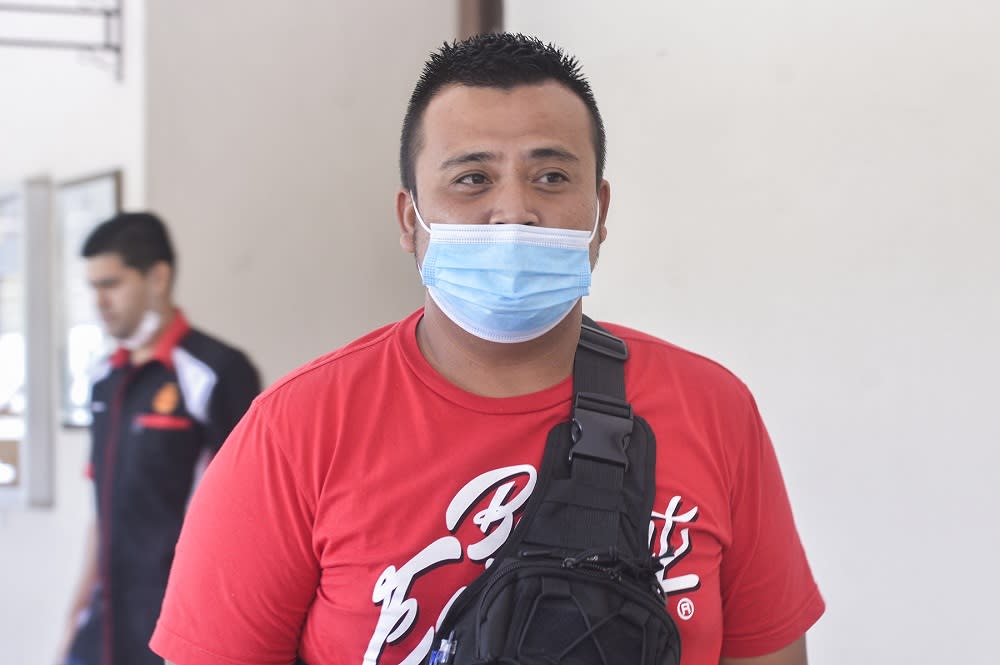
(440, 151, 499, 170)
(528, 147, 580, 163)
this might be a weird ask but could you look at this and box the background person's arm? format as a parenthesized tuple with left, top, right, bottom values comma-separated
(57, 520, 98, 664)
(204, 350, 261, 453)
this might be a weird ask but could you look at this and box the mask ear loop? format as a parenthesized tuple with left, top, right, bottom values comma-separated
(587, 199, 602, 243)
(410, 191, 433, 235)
(410, 192, 432, 279)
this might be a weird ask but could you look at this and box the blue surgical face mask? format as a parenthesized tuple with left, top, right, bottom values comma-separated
(412, 195, 599, 344)
(120, 309, 162, 350)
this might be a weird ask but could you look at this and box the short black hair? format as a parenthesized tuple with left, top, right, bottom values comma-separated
(81, 211, 175, 273)
(400, 33, 606, 195)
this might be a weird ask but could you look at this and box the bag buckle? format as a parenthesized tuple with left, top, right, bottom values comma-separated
(579, 323, 629, 360)
(569, 392, 633, 469)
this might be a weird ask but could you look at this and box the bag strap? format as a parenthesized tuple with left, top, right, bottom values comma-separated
(515, 316, 654, 561)
(570, 316, 631, 468)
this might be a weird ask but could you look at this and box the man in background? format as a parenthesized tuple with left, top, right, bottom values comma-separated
(59, 212, 260, 665)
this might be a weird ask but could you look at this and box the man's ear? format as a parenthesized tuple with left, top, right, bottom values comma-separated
(598, 179, 611, 244)
(148, 261, 172, 298)
(396, 189, 417, 254)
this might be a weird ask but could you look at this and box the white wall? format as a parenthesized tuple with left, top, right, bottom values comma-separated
(0, 3, 145, 203)
(508, 1, 1000, 663)
(145, 0, 455, 384)
(0, 1, 145, 662)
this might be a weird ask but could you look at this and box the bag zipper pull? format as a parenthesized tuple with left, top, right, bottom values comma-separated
(428, 630, 457, 664)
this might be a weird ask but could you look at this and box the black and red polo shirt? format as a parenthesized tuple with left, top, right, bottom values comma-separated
(69, 310, 260, 665)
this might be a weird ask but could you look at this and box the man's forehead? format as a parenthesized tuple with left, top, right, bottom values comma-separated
(86, 253, 131, 279)
(438, 146, 581, 170)
(418, 82, 595, 164)
(424, 81, 590, 123)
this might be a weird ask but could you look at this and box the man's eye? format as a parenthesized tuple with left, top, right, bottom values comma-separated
(539, 172, 568, 184)
(457, 173, 488, 185)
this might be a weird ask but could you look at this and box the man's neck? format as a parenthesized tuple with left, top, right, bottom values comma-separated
(128, 306, 175, 367)
(415, 297, 583, 398)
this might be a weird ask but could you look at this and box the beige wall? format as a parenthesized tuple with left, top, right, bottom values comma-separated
(508, 1, 1000, 663)
(146, 0, 455, 385)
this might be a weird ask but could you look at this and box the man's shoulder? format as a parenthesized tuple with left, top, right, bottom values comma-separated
(601, 320, 753, 402)
(257, 319, 402, 404)
(177, 326, 255, 372)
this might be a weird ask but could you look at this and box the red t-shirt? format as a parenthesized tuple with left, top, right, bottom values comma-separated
(151, 310, 824, 665)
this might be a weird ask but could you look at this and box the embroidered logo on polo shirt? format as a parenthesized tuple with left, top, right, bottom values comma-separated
(153, 382, 180, 414)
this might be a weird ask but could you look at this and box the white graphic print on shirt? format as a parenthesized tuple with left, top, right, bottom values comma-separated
(651, 495, 701, 595)
(363, 465, 699, 665)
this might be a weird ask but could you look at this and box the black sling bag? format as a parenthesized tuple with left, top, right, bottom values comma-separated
(422, 318, 681, 665)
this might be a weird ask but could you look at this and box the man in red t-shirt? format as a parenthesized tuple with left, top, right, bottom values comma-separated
(151, 33, 824, 665)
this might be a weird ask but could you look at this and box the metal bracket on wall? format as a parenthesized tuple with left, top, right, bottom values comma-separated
(0, 1, 123, 80)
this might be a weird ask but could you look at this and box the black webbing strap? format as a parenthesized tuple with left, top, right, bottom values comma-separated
(570, 317, 632, 469)
(575, 316, 628, 396)
(548, 317, 635, 552)
(517, 318, 638, 554)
